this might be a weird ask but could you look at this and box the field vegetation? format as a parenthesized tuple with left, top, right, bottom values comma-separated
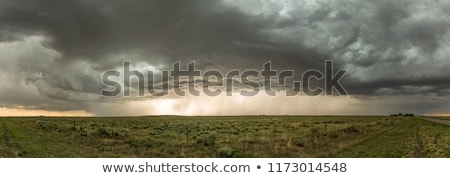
(0, 116, 448, 158)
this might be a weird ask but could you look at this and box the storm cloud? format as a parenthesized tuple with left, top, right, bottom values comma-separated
(0, 0, 449, 116)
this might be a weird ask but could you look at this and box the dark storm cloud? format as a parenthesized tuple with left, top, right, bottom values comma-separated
(0, 0, 327, 100)
(0, 0, 449, 114)
(1, 0, 293, 67)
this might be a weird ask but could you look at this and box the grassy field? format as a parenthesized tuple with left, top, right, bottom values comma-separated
(0, 116, 449, 158)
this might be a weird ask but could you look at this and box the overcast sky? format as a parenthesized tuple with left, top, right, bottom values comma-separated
(1, 0, 450, 116)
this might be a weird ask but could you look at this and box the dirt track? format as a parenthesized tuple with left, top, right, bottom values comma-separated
(421, 117, 450, 126)
(0, 121, 16, 157)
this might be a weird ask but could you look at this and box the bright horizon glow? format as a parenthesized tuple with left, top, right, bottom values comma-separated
(1, 105, 448, 117)
(1, 93, 442, 117)
(0, 107, 93, 117)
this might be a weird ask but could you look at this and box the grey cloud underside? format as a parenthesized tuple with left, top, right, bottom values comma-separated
(0, 0, 449, 114)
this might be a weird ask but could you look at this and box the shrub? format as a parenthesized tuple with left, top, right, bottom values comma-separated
(292, 139, 305, 147)
(196, 137, 205, 145)
(95, 127, 110, 136)
(36, 122, 57, 131)
(343, 125, 360, 134)
(218, 147, 236, 158)
(196, 135, 216, 146)
(206, 135, 216, 146)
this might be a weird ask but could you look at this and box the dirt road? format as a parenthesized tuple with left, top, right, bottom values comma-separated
(0, 121, 17, 157)
(420, 117, 450, 126)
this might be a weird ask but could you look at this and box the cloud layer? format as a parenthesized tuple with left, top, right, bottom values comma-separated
(1, 0, 449, 115)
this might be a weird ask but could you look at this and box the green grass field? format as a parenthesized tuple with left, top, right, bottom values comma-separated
(0, 116, 449, 158)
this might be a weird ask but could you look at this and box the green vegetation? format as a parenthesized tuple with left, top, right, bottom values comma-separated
(0, 116, 448, 158)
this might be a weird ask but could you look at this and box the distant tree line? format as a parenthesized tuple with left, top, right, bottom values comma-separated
(390, 113, 414, 117)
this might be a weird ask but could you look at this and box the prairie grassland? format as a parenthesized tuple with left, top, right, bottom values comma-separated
(0, 116, 448, 158)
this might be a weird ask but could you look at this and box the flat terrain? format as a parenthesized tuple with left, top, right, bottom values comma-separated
(421, 117, 450, 126)
(0, 116, 449, 158)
